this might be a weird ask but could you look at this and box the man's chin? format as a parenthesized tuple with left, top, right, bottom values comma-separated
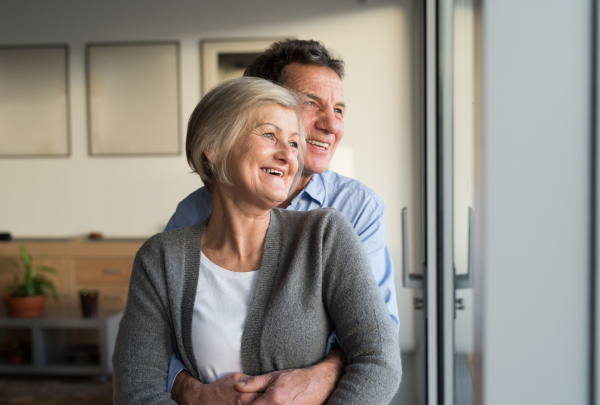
(303, 164, 329, 175)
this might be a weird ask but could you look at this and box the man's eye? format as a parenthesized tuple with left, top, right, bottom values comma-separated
(306, 101, 316, 107)
(334, 108, 344, 115)
(263, 133, 274, 140)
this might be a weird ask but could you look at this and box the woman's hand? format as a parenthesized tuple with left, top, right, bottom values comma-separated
(172, 370, 260, 405)
(233, 345, 346, 405)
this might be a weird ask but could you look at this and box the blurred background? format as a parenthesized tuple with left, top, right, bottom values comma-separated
(0, 0, 598, 405)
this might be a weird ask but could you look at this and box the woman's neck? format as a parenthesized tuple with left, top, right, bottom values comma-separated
(202, 186, 271, 272)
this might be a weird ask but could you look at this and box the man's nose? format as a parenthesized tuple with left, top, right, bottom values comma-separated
(315, 109, 340, 135)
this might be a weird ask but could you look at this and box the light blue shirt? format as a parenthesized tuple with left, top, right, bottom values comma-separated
(164, 170, 399, 391)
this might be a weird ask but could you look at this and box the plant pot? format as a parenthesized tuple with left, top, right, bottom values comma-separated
(4, 295, 45, 318)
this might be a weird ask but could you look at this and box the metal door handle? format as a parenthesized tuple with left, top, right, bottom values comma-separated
(402, 207, 425, 289)
(455, 207, 474, 289)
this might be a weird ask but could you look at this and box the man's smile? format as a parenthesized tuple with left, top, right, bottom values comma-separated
(306, 139, 330, 151)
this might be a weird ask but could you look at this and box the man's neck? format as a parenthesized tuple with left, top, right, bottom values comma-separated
(278, 173, 314, 209)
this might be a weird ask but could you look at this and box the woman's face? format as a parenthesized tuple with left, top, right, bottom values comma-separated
(226, 105, 300, 209)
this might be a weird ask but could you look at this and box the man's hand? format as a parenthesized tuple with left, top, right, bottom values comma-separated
(171, 369, 260, 405)
(234, 345, 347, 405)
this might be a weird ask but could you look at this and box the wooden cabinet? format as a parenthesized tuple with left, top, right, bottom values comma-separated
(0, 240, 144, 313)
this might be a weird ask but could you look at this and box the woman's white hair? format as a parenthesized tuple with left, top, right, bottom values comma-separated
(186, 77, 306, 194)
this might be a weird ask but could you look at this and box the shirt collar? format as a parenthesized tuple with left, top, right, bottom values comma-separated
(299, 173, 325, 205)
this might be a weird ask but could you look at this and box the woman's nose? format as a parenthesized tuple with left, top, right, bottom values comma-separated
(276, 141, 296, 163)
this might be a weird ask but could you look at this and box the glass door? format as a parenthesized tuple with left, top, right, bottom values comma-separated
(437, 0, 480, 404)
(397, 0, 441, 404)
(452, 0, 476, 404)
(399, 1, 480, 403)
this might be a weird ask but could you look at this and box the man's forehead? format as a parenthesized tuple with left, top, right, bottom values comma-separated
(283, 64, 344, 98)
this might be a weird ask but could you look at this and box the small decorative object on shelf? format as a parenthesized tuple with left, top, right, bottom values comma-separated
(88, 232, 104, 240)
(4, 246, 59, 318)
(80, 290, 99, 318)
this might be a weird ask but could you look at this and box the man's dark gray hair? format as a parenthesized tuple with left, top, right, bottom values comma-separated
(244, 39, 345, 85)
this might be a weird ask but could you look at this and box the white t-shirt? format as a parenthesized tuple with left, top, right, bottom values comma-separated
(191, 252, 260, 383)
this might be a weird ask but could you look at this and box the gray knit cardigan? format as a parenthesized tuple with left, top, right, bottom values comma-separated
(113, 207, 401, 404)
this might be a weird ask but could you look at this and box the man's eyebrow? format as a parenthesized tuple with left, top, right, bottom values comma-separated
(256, 122, 282, 132)
(304, 93, 346, 109)
(304, 93, 322, 102)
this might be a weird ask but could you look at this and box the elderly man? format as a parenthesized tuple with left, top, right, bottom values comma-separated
(166, 39, 400, 405)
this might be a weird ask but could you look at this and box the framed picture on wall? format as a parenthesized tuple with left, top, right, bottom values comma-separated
(0, 45, 70, 157)
(87, 42, 181, 156)
(201, 38, 287, 96)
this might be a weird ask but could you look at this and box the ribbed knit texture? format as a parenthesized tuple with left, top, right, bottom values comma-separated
(113, 208, 401, 405)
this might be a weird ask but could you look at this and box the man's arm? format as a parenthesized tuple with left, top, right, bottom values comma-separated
(233, 345, 346, 405)
(172, 346, 346, 405)
(171, 370, 259, 405)
(354, 198, 400, 332)
(166, 353, 186, 391)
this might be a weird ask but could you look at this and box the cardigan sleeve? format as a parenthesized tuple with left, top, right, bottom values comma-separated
(112, 239, 177, 405)
(320, 210, 402, 405)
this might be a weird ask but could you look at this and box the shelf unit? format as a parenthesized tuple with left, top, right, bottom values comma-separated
(0, 310, 122, 375)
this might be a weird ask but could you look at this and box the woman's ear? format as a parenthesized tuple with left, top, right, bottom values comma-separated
(204, 148, 217, 164)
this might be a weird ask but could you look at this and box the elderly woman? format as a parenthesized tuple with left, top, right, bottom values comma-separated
(112, 77, 400, 405)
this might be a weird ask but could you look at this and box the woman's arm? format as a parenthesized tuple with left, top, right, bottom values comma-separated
(113, 244, 177, 405)
(321, 211, 402, 405)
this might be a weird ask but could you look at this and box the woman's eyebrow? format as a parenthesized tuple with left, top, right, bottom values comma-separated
(256, 122, 282, 132)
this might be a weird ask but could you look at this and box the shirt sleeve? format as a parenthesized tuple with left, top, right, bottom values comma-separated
(164, 188, 211, 232)
(354, 199, 400, 333)
(165, 353, 187, 392)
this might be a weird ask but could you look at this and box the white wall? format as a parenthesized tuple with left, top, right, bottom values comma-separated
(0, 0, 417, 349)
(480, 0, 591, 403)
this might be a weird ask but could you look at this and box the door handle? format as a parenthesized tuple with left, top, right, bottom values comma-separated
(402, 207, 425, 289)
(455, 207, 474, 289)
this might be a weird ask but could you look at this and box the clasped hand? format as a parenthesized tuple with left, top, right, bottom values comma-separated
(171, 346, 345, 405)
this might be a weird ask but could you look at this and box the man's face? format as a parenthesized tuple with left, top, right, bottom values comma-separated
(282, 63, 345, 175)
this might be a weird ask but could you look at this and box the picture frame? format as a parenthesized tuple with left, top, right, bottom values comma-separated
(200, 38, 287, 96)
(87, 42, 181, 156)
(0, 45, 70, 157)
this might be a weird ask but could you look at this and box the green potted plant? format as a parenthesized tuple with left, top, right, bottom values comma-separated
(4, 246, 58, 318)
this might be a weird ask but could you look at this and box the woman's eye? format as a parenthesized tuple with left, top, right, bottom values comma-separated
(263, 133, 274, 140)
(289, 141, 298, 148)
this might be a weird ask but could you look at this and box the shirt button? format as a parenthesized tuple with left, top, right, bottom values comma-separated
(299, 200, 303, 203)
